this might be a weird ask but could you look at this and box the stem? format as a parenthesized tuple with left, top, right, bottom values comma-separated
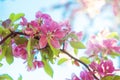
(0, 32, 13, 45)
(60, 49, 99, 80)
(0, 31, 27, 45)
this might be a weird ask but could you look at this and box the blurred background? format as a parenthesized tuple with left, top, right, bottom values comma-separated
(0, 0, 120, 80)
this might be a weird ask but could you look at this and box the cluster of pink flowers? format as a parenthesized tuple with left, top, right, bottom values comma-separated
(27, 60, 44, 71)
(70, 59, 115, 80)
(86, 31, 120, 56)
(12, 44, 27, 60)
(20, 11, 70, 49)
(90, 59, 115, 78)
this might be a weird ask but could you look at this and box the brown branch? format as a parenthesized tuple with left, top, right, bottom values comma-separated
(60, 49, 99, 80)
(0, 31, 27, 45)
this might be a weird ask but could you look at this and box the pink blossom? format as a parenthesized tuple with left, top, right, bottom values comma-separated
(35, 11, 52, 24)
(97, 60, 115, 77)
(103, 39, 120, 53)
(27, 60, 44, 71)
(0, 48, 2, 55)
(71, 74, 80, 80)
(12, 44, 27, 59)
(39, 21, 66, 48)
(20, 17, 28, 26)
(30, 20, 41, 31)
(85, 40, 102, 54)
(80, 70, 94, 80)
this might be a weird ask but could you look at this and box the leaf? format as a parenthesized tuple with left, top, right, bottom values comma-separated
(0, 27, 3, 34)
(0, 44, 7, 61)
(107, 32, 119, 39)
(13, 13, 25, 22)
(70, 41, 86, 49)
(110, 52, 120, 58)
(26, 38, 33, 67)
(0, 63, 3, 67)
(9, 13, 24, 22)
(101, 76, 114, 80)
(18, 75, 22, 80)
(43, 61, 53, 78)
(79, 57, 90, 64)
(14, 36, 28, 45)
(63, 32, 78, 40)
(57, 58, 68, 65)
(9, 13, 15, 22)
(5, 46, 14, 65)
(74, 48, 78, 55)
(113, 75, 120, 80)
(0, 74, 13, 80)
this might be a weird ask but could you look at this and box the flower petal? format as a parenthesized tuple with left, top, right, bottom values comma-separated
(39, 35, 47, 48)
(50, 38, 60, 48)
(54, 30, 65, 39)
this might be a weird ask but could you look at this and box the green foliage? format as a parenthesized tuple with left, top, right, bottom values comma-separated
(57, 58, 68, 65)
(70, 41, 86, 49)
(101, 75, 120, 80)
(27, 38, 33, 67)
(0, 74, 13, 80)
(9, 13, 25, 22)
(14, 36, 28, 45)
(0, 63, 3, 67)
(79, 57, 90, 64)
(110, 52, 120, 58)
(107, 32, 119, 39)
(5, 45, 14, 65)
(43, 60, 53, 78)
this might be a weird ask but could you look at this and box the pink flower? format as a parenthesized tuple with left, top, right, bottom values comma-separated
(27, 60, 44, 71)
(71, 74, 80, 80)
(39, 21, 66, 48)
(12, 44, 27, 59)
(97, 60, 115, 77)
(35, 11, 52, 24)
(20, 17, 28, 26)
(0, 48, 2, 55)
(30, 20, 41, 31)
(103, 39, 120, 53)
(86, 40, 102, 54)
(80, 70, 94, 80)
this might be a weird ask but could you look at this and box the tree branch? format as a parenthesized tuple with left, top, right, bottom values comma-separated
(0, 31, 27, 45)
(60, 49, 99, 80)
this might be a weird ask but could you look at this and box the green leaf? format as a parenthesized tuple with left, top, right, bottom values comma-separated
(5, 46, 14, 65)
(113, 75, 120, 80)
(14, 13, 24, 22)
(18, 75, 22, 80)
(14, 36, 28, 45)
(63, 32, 78, 40)
(70, 41, 86, 49)
(0, 63, 3, 67)
(74, 48, 78, 55)
(110, 52, 120, 58)
(0, 74, 13, 80)
(43, 60, 53, 78)
(27, 38, 33, 67)
(0, 27, 3, 34)
(79, 57, 90, 64)
(9, 13, 15, 22)
(9, 13, 24, 22)
(58, 58, 68, 65)
(101, 76, 114, 80)
(107, 32, 119, 39)
(0, 45, 7, 61)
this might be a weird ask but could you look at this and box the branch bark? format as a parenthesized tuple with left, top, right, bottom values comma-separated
(60, 49, 99, 80)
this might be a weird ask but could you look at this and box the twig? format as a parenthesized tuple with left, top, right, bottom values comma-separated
(0, 31, 27, 45)
(60, 49, 99, 80)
